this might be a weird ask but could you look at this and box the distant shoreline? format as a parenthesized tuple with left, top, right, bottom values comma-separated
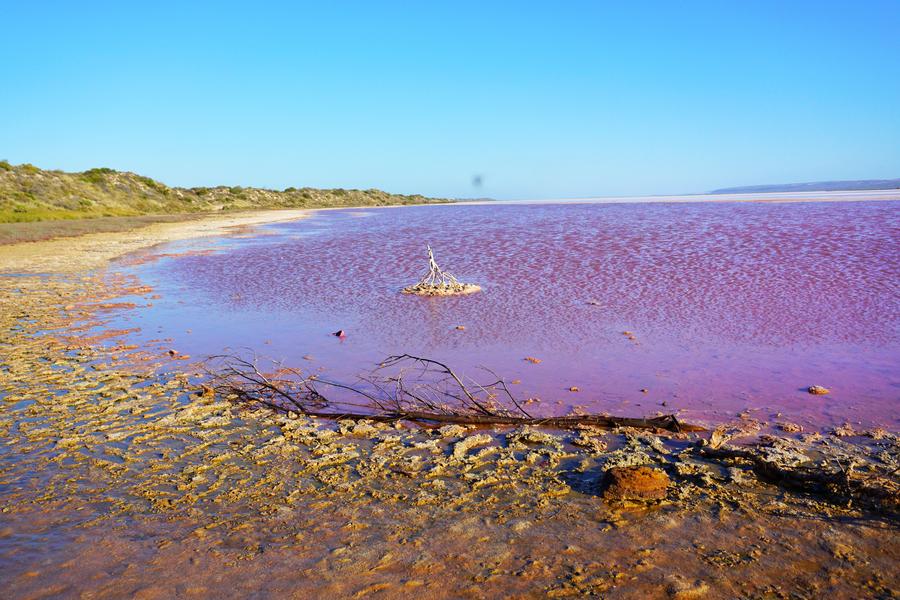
(465, 188, 900, 206)
(709, 178, 900, 194)
(3, 189, 898, 247)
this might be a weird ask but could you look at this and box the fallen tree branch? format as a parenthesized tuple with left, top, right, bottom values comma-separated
(207, 354, 704, 434)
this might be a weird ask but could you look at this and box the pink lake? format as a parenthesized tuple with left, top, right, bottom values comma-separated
(108, 201, 900, 432)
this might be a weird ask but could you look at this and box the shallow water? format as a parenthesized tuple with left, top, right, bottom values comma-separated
(110, 201, 900, 431)
(2, 247, 899, 599)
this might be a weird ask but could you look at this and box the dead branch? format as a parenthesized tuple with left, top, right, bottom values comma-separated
(401, 245, 480, 296)
(207, 353, 703, 434)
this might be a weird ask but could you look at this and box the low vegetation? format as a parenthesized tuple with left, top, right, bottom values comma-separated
(0, 160, 446, 225)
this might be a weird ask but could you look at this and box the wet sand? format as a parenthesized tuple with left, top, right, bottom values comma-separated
(1, 208, 898, 599)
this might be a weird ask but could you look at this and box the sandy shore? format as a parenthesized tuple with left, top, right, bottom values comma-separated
(0, 209, 311, 273)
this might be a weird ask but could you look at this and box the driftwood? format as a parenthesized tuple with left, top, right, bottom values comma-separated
(209, 354, 703, 434)
(401, 245, 480, 296)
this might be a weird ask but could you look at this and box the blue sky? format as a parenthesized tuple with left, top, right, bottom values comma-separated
(2, 1, 898, 199)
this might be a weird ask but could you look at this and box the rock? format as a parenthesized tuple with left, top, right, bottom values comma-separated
(832, 423, 856, 437)
(454, 325, 466, 330)
(333, 329, 346, 338)
(778, 421, 802, 433)
(568, 386, 579, 392)
(602, 466, 669, 502)
(807, 385, 829, 395)
(524, 356, 542, 364)
(571, 430, 607, 453)
(866, 428, 888, 440)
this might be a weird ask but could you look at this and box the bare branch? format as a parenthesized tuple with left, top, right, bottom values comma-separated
(206, 353, 702, 434)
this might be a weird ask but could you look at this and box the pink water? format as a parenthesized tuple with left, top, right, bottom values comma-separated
(111, 201, 900, 431)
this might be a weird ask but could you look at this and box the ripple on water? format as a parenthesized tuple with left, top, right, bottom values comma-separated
(112, 201, 900, 430)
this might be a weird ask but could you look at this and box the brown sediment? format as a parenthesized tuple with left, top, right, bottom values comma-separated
(0, 213, 898, 598)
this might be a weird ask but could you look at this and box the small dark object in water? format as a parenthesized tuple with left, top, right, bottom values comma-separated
(808, 385, 829, 395)
(333, 330, 346, 338)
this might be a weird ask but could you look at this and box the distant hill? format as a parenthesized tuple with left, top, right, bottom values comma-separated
(710, 179, 900, 194)
(0, 160, 447, 223)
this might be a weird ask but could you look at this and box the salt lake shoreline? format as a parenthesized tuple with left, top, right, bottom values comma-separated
(4, 187, 900, 266)
(1, 205, 898, 598)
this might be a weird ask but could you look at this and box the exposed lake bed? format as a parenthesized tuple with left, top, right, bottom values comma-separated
(1, 199, 898, 598)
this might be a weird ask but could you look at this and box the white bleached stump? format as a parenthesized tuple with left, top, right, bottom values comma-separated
(401, 245, 481, 296)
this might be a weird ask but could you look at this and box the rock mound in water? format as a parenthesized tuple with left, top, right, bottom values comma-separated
(402, 245, 480, 296)
(807, 385, 830, 395)
(602, 466, 670, 502)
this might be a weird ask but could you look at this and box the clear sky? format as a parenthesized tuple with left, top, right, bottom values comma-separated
(2, 1, 898, 199)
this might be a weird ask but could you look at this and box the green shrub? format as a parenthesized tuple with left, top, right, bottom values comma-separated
(135, 175, 167, 193)
(80, 167, 116, 184)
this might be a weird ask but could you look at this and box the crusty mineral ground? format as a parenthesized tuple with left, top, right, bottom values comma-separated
(1, 214, 898, 599)
(401, 282, 482, 296)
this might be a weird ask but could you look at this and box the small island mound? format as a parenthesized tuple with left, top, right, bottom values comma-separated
(402, 245, 481, 296)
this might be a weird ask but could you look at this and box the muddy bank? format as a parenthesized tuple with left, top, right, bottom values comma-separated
(0, 216, 898, 598)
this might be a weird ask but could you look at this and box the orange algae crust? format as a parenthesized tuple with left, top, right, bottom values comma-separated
(603, 466, 670, 502)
